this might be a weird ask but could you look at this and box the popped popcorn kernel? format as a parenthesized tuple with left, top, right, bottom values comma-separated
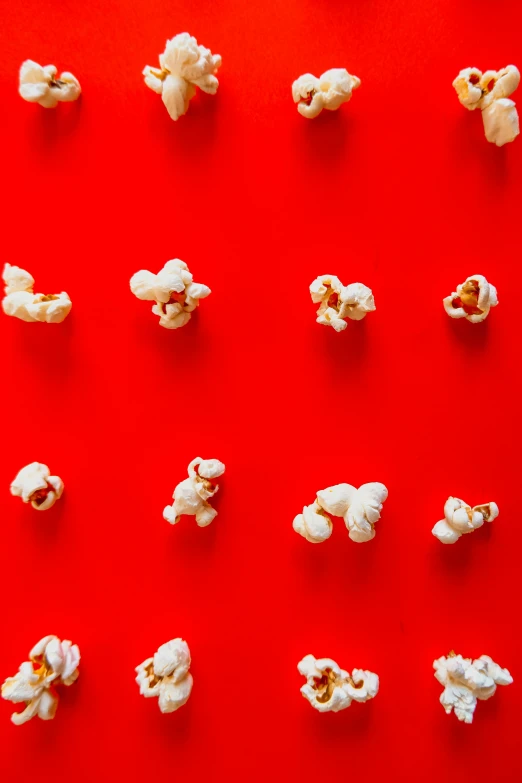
(443, 275, 497, 323)
(432, 497, 499, 544)
(292, 68, 360, 119)
(19, 60, 81, 108)
(453, 65, 520, 146)
(163, 457, 225, 527)
(298, 654, 378, 713)
(136, 638, 193, 714)
(310, 275, 375, 331)
(10, 462, 64, 511)
(434, 652, 512, 723)
(2, 263, 72, 323)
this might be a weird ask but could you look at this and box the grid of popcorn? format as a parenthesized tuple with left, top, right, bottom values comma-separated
(135, 639, 193, 714)
(10, 462, 64, 511)
(2, 263, 72, 324)
(1, 636, 80, 725)
(292, 68, 360, 119)
(310, 275, 375, 332)
(432, 497, 499, 544)
(163, 457, 225, 527)
(434, 652, 512, 724)
(453, 65, 520, 146)
(298, 655, 379, 713)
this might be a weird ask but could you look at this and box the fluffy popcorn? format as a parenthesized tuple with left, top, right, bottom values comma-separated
(10, 462, 64, 511)
(310, 275, 375, 331)
(434, 652, 512, 724)
(130, 258, 210, 329)
(143, 33, 221, 121)
(292, 68, 360, 119)
(19, 60, 81, 108)
(294, 482, 388, 544)
(135, 638, 193, 714)
(2, 263, 72, 323)
(432, 497, 499, 544)
(453, 65, 520, 146)
(1, 635, 80, 726)
(298, 654, 378, 713)
(443, 275, 498, 323)
(163, 457, 225, 527)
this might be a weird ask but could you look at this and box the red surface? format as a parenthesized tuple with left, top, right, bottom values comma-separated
(1, 1, 521, 781)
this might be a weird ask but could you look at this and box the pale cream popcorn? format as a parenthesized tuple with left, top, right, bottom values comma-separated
(143, 33, 221, 121)
(135, 638, 193, 714)
(434, 652, 512, 724)
(294, 482, 388, 544)
(130, 258, 210, 329)
(2, 263, 72, 323)
(298, 654, 379, 713)
(19, 60, 81, 108)
(292, 68, 360, 119)
(443, 275, 498, 323)
(310, 275, 375, 331)
(1, 635, 80, 725)
(163, 457, 225, 527)
(432, 497, 499, 544)
(10, 462, 64, 511)
(453, 65, 520, 146)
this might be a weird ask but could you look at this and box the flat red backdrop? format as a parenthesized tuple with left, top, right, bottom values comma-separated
(1, 1, 521, 781)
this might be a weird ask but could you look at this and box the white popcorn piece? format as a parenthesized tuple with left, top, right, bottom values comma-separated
(310, 275, 375, 331)
(10, 462, 64, 511)
(163, 457, 225, 527)
(2, 263, 72, 324)
(19, 60, 81, 108)
(434, 652, 512, 724)
(1, 635, 80, 725)
(443, 275, 498, 323)
(298, 654, 378, 713)
(130, 258, 210, 329)
(143, 33, 221, 121)
(294, 482, 388, 544)
(453, 65, 520, 146)
(292, 68, 360, 119)
(432, 497, 499, 544)
(136, 638, 193, 714)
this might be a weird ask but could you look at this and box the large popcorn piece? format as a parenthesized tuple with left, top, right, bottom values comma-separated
(432, 497, 499, 544)
(135, 638, 193, 714)
(310, 275, 375, 331)
(443, 275, 498, 324)
(434, 652, 512, 724)
(10, 462, 64, 511)
(293, 482, 388, 544)
(19, 60, 81, 108)
(143, 33, 221, 121)
(292, 68, 360, 119)
(163, 457, 225, 527)
(130, 258, 210, 329)
(1, 636, 80, 726)
(453, 65, 520, 146)
(298, 654, 378, 713)
(2, 263, 72, 323)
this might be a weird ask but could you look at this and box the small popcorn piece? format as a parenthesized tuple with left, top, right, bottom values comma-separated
(2, 263, 72, 323)
(130, 258, 210, 329)
(19, 60, 81, 108)
(1, 636, 80, 725)
(432, 497, 499, 544)
(453, 65, 520, 146)
(310, 275, 375, 331)
(443, 275, 498, 323)
(136, 638, 193, 714)
(434, 652, 512, 723)
(10, 462, 64, 511)
(292, 68, 360, 119)
(298, 654, 379, 713)
(294, 482, 388, 544)
(163, 457, 225, 527)
(143, 33, 221, 121)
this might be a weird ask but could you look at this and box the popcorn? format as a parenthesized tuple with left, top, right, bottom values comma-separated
(453, 65, 520, 146)
(298, 654, 378, 713)
(310, 275, 375, 331)
(1, 635, 80, 725)
(294, 482, 388, 544)
(432, 497, 499, 544)
(443, 275, 498, 323)
(130, 258, 210, 329)
(143, 33, 221, 121)
(292, 68, 360, 119)
(10, 462, 64, 511)
(434, 652, 512, 723)
(19, 60, 81, 108)
(2, 263, 72, 323)
(135, 638, 193, 713)
(163, 457, 225, 527)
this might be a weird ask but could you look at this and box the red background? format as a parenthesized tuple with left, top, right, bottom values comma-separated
(1, 1, 521, 780)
